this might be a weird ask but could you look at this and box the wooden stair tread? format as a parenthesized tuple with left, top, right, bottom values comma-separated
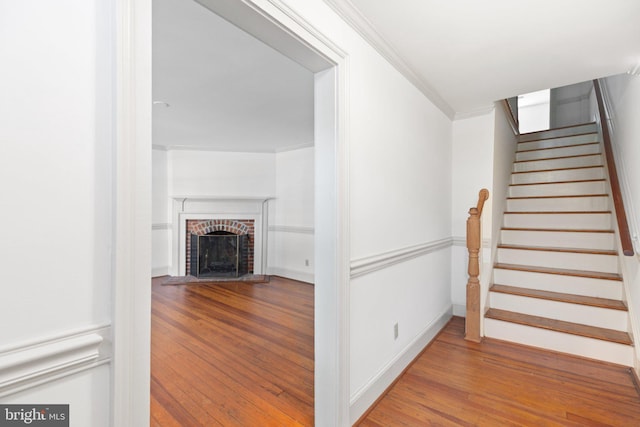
(494, 263, 622, 281)
(507, 194, 608, 199)
(490, 284, 627, 311)
(502, 227, 613, 233)
(504, 210, 610, 214)
(497, 244, 617, 256)
(519, 127, 596, 140)
(512, 165, 603, 174)
(514, 153, 600, 164)
(517, 142, 599, 154)
(509, 178, 604, 187)
(485, 308, 632, 345)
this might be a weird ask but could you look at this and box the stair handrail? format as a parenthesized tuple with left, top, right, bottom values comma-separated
(465, 188, 490, 343)
(502, 98, 520, 135)
(592, 80, 634, 256)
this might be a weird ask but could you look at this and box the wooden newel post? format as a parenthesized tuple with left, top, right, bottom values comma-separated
(465, 189, 489, 343)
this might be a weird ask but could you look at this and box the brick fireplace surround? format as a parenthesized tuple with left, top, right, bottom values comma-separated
(186, 219, 255, 275)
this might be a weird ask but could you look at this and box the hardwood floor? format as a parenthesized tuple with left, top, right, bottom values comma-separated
(150, 276, 314, 426)
(151, 278, 640, 426)
(358, 317, 640, 426)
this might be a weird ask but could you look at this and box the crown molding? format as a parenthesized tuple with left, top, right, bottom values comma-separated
(454, 104, 496, 120)
(322, 0, 455, 120)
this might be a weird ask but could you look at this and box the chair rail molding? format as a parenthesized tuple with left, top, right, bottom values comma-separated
(350, 237, 453, 279)
(0, 324, 111, 398)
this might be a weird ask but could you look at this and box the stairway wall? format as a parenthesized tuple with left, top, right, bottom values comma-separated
(601, 74, 640, 372)
(450, 105, 518, 317)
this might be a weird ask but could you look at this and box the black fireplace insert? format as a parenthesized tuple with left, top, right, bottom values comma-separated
(189, 231, 249, 278)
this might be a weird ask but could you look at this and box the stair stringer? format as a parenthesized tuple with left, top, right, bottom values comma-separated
(595, 120, 640, 371)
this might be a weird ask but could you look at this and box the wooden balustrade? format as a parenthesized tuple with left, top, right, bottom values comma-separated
(465, 188, 489, 343)
(593, 80, 634, 256)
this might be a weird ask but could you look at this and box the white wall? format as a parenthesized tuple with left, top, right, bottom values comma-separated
(169, 150, 276, 197)
(449, 106, 518, 319)
(451, 111, 496, 316)
(0, 1, 113, 425)
(518, 89, 550, 133)
(601, 74, 640, 373)
(314, 12, 455, 421)
(152, 149, 171, 276)
(269, 147, 315, 282)
(550, 81, 594, 128)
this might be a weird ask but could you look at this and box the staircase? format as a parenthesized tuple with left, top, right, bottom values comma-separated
(484, 122, 634, 366)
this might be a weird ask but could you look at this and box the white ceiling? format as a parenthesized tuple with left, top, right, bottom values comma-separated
(152, 0, 314, 152)
(153, 0, 640, 152)
(326, 0, 640, 117)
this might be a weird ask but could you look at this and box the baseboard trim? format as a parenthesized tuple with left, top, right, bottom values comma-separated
(268, 225, 314, 234)
(453, 304, 466, 317)
(349, 305, 452, 424)
(267, 267, 314, 284)
(152, 267, 170, 278)
(0, 324, 111, 397)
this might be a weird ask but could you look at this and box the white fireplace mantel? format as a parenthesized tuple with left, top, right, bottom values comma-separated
(170, 196, 275, 276)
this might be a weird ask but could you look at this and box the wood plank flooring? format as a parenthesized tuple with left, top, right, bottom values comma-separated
(358, 317, 640, 426)
(151, 278, 640, 426)
(150, 276, 314, 426)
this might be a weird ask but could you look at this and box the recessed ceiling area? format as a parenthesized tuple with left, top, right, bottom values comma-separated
(152, 0, 314, 152)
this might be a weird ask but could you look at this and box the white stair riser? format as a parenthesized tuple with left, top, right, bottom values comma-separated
(511, 167, 604, 184)
(506, 196, 609, 212)
(497, 248, 619, 274)
(484, 318, 633, 366)
(489, 293, 628, 331)
(518, 124, 598, 142)
(516, 144, 600, 161)
(513, 154, 602, 172)
(492, 268, 622, 299)
(518, 133, 599, 151)
(500, 229, 615, 250)
(503, 213, 611, 230)
(509, 181, 606, 198)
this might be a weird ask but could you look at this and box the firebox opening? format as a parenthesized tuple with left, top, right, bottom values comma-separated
(190, 231, 249, 278)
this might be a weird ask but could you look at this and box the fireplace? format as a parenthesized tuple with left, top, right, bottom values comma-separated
(185, 219, 255, 277)
(190, 231, 249, 278)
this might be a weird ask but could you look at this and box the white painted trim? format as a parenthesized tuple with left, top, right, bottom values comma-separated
(350, 238, 452, 279)
(171, 195, 275, 202)
(154, 141, 316, 154)
(452, 236, 466, 247)
(268, 267, 314, 284)
(0, 325, 110, 398)
(452, 235, 491, 248)
(275, 142, 315, 153)
(113, 0, 152, 425)
(349, 305, 452, 424)
(125, 0, 351, 425)
(152, 222, 171, 230)
(322, 0, 455, 119)
(452, 304, 466, 317)
(152, 267, 170, 278)
(454, 104, 495, 120)
(269, 225, 314, 234)
(157, 144, 282, 153)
